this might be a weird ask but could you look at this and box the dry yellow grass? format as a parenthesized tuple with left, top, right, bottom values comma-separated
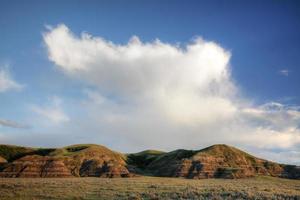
(0, 176, 299, 200)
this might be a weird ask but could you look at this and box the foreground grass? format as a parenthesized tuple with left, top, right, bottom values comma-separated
(0, 176, 299, 200)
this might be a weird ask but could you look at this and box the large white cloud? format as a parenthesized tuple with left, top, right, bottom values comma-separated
(42, 24, 300, 164)
(44, 24, 237, 125)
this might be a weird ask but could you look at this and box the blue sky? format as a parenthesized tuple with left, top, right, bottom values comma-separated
(0, 0, 300, 164)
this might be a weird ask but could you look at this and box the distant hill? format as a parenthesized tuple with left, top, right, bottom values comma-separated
(0, 144, 299, 179)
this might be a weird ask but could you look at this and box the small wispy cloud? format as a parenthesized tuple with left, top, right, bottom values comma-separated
(31, 96, 70, 124)
(0, 119, 30, 129)
(278, 69, 290, 76)
(0, 66, 23, 92)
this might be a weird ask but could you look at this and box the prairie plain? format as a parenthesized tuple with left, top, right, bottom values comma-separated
(0, 176, 299, 200)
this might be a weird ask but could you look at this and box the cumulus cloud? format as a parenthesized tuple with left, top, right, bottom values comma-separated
(0, 66, 23, 92)
(0, 119, 30, 129)
(42, 24, 300, 164)
(31, 96, 70, 124)
(44, 24, 237, 125)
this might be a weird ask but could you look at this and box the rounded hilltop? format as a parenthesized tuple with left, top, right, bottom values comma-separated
(0, 143, 130, 178)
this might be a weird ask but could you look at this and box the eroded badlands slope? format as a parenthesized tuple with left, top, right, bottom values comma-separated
(0, 144, 299, 179)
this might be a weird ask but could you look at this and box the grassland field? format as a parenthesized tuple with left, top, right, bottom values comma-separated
(0, 176, 299, 200)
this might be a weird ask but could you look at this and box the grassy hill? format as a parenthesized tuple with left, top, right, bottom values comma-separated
(0, 144, 130, 178)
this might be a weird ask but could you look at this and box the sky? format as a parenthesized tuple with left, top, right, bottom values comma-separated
(0, 0, 300, 165)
